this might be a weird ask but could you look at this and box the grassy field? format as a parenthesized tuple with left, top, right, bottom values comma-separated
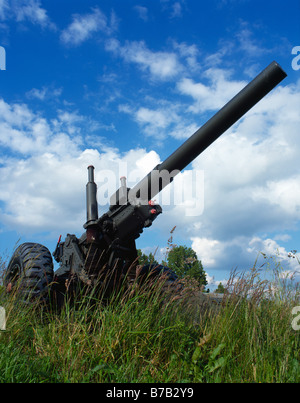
(0, 263, 300, 383)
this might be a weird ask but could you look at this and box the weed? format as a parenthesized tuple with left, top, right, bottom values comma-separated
(0, 254, 299, 383)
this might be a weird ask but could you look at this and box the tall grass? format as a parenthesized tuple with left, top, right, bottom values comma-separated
(0, 258, 299, 383)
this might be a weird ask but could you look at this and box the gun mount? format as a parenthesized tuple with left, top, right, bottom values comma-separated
(3, 61, 287, 305)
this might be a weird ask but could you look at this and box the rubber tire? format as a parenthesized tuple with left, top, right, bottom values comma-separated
(4, 242, 54, 305)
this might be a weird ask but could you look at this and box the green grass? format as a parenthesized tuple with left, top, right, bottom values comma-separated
(0, 265, 300, 383)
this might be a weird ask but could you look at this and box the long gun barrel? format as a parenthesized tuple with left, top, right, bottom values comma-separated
(85, 61, 287, 243)
(130, 61, 287, 202)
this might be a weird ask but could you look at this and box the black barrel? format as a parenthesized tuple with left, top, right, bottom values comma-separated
(130, 61, 287, 202)
(85, 165, 98, 227)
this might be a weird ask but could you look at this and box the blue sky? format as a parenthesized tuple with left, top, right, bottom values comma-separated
(0, 0, 300, 289)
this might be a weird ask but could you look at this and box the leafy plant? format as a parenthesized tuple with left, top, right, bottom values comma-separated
(167, 245, 207, 287)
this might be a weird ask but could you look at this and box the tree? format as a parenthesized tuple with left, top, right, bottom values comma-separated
(137, 249, 159, 267)
(167, 245, 207, 287)
(215, 282, 226, 294)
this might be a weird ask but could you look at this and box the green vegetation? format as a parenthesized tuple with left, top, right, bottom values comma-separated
(138, 244, 207, 288)
(137, 249, 159, 268)
(0, 257, 299, 383)
(166, 245, 207, 287)
(215, 283, 226, 294)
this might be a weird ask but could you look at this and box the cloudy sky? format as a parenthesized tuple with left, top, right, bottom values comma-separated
(0, 0, 299, 289)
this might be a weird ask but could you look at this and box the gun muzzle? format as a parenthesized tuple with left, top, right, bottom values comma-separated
(84, 165, 98, 228)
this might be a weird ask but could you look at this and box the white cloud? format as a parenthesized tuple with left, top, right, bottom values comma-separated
(188, 234, 300, 288)
(26, 86, 62, 101)
(120, 103, 200, 140)
(172, 41, 200, 70)
(135, 150, 160, 175)
(136, 107, 171, 129)
(0, 158, 156, 238)
(247, 237, 287, 257)
(0, 98, 163, 235)
(177, 68, 246, 112)
(0, 147, 163, 234)
(134, 5, 148, 21)
(252, 176, 300, 219)
(0, 0, 9, 19)
(106, 39, 182, 80)
(60, 7, 112, 46)
(0, 99, 85, 156)
(170, 2, 182, 18)
(160, 0, 184, 18)
(0, 0, 56, 29)
(0, 152, 89, 233)
(13, 0, 50, 26)
(247, 237, 300, 274)
(236, 27, 267, 57)
(191, 237, 223, 266)
(105, 37, 201, 82)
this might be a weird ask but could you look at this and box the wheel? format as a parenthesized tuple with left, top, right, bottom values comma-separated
(4, 243, 54, 305)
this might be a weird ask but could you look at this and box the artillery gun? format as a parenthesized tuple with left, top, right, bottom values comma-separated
(3, 62, 287, 306)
